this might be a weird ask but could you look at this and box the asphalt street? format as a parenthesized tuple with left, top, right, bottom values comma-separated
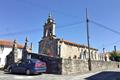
(0, 69, 120, 80)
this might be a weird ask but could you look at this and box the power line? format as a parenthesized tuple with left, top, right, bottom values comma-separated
(98, 39, 120, 49)
(0, 28, 41, 37)
(17, 0, 80, 19)
(0, 21, 84, 37)
(57, 21, 85, 29)
(91, 20, 120, 35)
(90, 20, 120, 48)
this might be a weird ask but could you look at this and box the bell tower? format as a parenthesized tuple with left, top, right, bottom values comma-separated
(38, 14, 58, 54)
(43, 14, 56, 39)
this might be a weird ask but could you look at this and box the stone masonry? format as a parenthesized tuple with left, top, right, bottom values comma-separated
(62, 59, 120, 75)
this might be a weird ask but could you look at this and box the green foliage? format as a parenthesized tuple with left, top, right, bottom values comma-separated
(109, 51, 120, 61)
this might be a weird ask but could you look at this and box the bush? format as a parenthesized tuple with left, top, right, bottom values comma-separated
(109, 51, 120, 62)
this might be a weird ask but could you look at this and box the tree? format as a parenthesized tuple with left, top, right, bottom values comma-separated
(109, 51, 120, 62)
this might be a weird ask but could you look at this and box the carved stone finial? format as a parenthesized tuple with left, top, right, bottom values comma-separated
(25, 37, 28, 43)
(30, 42, 32, 50)
(47, 13, 54, 23)
(12, 39, 17, 52)
(48, 12, 52, 18)
(13, 39, 17, 48)
(13, 39, 16, 44)
(24, 36, 28, 49)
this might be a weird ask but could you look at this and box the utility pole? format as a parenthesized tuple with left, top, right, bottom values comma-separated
(86, 8, 92, 71)
(102, 48, 105, 61)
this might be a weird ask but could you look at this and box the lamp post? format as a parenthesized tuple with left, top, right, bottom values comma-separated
(86, 8, 92, 71)
(114, 45, 116, 54)
(103, 48, 105, 54)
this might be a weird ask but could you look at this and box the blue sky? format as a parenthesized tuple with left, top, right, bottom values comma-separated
(0, 0, 120, 53)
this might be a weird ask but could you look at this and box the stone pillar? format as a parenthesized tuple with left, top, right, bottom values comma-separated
(22, 37, 29, 61)
(4, 40, 18, 69)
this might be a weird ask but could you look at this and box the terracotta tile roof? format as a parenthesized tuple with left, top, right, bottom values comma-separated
(60, 40, 98, 51)
(0, 40, 24, 49)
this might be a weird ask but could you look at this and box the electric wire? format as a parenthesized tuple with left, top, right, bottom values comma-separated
(91, 20, 120, 35)
(0, 21, 84, 37)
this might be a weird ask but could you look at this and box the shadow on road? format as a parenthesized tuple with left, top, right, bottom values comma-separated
(85, 71, 120, 80)
(4, 72, 43, 76)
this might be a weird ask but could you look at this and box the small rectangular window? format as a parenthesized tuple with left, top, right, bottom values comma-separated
(0, 45, 4, 53)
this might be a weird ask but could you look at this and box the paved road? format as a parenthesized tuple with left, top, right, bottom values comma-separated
(0, 69, 120, 80)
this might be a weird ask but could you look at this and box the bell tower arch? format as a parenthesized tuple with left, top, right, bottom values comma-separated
(43, 14, 56, 39)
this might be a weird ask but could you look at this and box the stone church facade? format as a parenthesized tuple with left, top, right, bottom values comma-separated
(39, 15, 98, 60)
(3, 15, 114, 74)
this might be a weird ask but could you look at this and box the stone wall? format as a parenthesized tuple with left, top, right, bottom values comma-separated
(62, 59, 120, 75)
(39, 38, 58, 57)
(28, 53, 120, 75)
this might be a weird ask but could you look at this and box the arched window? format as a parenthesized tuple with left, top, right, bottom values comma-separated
(0, 45, 4, 53)
(91, 51, 94, 60)
(94, 52, 97, 60)
(80, 53, 82, 59)
(80, 49, 83, 59)
(83, 50, 86, 59)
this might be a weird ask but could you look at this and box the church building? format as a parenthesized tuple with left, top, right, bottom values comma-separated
(39, 15, 98, 60)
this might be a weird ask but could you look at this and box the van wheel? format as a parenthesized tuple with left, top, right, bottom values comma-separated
(26, 69, 30, 75)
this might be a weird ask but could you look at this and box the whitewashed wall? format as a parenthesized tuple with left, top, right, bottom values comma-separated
(58, 41, 98, 60)
(0, 47, 22, 68)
